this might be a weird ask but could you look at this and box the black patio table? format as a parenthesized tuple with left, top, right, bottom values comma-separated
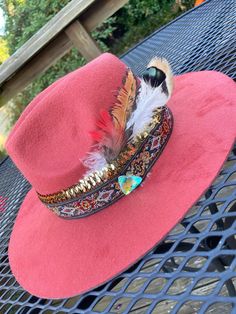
(0, 0, 236, 313)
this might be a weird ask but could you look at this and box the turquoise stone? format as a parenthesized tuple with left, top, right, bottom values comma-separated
(118, 175, 142, 195)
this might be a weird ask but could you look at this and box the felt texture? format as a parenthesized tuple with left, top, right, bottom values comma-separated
(6, 57, 236, 299)
(6, 53, 126, 194)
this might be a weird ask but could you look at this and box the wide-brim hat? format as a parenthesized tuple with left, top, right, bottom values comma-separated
(6, 53, 236, 299)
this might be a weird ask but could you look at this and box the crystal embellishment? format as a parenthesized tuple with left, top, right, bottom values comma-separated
(118, 175, 142, 195)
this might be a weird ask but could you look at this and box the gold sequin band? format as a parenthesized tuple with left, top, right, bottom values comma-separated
(37, 106, 173, 218)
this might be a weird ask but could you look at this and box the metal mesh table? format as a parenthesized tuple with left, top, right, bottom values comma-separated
(0, 0, 236, 313)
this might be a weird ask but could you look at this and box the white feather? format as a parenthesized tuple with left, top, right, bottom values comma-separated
(82, 150, 107, 175)
(127, 79, 170, 138)
(83, 57, 173, 174)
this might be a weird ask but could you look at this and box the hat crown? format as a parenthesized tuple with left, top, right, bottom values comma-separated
(6, 53, 127, 194)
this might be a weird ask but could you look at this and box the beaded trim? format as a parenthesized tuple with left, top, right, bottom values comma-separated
(39, 106, 173, 219)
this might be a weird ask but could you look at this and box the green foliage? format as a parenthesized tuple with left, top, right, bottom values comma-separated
(0, 36, 9, 64)
(111, 0, 195, 54)
(1, 0, 72, 54)
(0, 149, 6, 161)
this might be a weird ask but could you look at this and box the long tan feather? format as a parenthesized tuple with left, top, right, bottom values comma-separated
(111, 69, 137, 130)
(90, 69, 138, 163)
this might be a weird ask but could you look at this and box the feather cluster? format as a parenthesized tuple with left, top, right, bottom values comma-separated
(83, 57, 173, 174)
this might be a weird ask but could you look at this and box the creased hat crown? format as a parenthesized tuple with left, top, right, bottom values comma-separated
(6, 53, 127, 194)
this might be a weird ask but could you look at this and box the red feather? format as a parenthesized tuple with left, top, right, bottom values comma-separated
(90, 110, 114, 144)
(90, 70, 137, 162)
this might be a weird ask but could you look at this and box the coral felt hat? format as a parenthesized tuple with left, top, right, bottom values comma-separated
(6, 53, 236, 299)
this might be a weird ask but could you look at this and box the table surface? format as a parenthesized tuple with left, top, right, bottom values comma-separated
(0, 0, 236, 313)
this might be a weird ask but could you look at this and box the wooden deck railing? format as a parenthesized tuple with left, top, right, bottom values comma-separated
(0, 0, 128, 107)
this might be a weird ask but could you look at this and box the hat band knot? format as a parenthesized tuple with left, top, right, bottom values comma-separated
(37, 106, 173, 219)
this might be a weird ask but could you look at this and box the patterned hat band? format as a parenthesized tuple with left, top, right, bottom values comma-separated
(38, 106, 173, 219)
(38, 58, 174, 219)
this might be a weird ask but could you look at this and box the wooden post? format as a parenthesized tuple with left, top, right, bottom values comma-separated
(65, 20, 101, 61)
(0, 0, 129, 105)
(0, 34, 73, 107)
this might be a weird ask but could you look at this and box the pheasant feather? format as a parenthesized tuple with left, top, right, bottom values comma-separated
(111, 69, 137, 131)
(127, 58, 173, 138)
(90, 69, 137, 163)
(84, 58, 173, 174)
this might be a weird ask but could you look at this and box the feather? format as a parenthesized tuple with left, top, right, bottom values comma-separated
(88, 69, 137, 165)
(83, 58, 173, 174)
(82, 150, 107, 175)
(148, 57, 174, 95)
(111, 69, 137, 131)
(90, 110, 114, 146)
(127, 58, 173, 138)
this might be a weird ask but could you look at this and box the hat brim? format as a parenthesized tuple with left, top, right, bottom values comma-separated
(8, 71, 236, 299)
